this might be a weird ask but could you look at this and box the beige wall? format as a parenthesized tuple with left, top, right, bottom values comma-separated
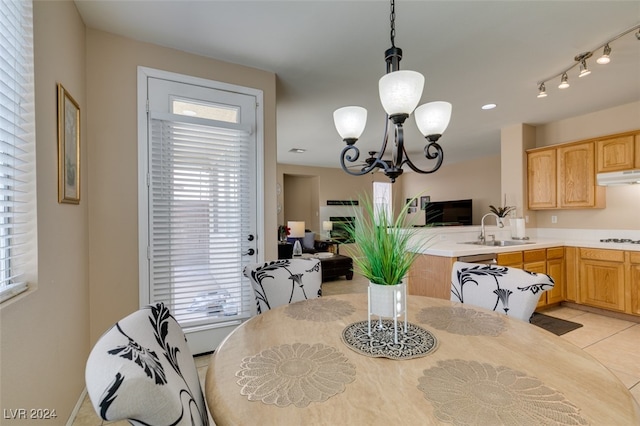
(278, 157, 501, 230)
(3, 2, 277, 420)
(277, 164, 388, 232)
(501, 124, 538, 227)
(533, 101, 640, 230)
(400, 156, 502, 226)
(0, 0, 90, 420)
(85, 30, 277, 344)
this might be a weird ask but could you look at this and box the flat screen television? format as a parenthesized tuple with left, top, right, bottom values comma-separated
(425, 199, 472, 226)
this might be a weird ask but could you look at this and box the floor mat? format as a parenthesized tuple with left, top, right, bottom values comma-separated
(530, 313, 583, 336)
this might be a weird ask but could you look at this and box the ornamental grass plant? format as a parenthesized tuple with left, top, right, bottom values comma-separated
(345, 194, 432, 286)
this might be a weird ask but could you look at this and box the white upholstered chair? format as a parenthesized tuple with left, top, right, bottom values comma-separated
(243, 258, 322, 314)
(450, 261, 555, 322)
(85, 303, 209, 425)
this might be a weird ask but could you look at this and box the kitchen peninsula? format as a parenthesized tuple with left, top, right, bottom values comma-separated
(408, 226, 640, 318)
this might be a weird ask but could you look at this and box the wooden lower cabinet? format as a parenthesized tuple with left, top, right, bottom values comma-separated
(578, 248, 626, 312)
(409, 246, 638, 317)
(545, 248, 565, 306)
(498, 247, 564, 309)
(564, 247, 578, 302)
(628, 252, 640, 316)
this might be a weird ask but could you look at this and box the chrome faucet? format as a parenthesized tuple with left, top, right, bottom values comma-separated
(479, 212, 504, 244)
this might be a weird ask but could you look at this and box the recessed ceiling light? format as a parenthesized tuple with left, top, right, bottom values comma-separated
(481, 103, 497, 110)
(289, 148, 306, 153)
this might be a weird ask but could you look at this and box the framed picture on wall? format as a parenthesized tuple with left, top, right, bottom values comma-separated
(57, 83, 81, 204)
(420, 195, 431, 210)
(406, 198, 418, 214)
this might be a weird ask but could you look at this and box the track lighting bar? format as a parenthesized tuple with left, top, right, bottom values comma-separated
(536, 23, 639, 97)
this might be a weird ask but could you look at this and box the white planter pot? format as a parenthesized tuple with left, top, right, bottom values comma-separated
(368, 281, 406, 318)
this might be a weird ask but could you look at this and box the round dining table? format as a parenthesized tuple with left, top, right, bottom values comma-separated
(205, 293, 640, 425)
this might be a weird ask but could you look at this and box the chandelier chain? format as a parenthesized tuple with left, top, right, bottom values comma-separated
(389, 0, 396, 47)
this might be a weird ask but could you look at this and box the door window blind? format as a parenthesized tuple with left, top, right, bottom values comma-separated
(149, 113, 253, 327)
(0, 0, 35, 303)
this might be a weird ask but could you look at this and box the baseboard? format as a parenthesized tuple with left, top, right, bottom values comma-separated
(560, 302, 640, 324)
(66, 388, 87, 426)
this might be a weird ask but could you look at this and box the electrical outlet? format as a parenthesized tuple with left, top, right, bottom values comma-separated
(525, 215, 529, 223)
(551, 215, 558, 224)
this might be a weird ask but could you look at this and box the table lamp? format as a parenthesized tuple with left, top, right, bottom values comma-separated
(287, 221, 305, 256)
(323, 221, 333, 239)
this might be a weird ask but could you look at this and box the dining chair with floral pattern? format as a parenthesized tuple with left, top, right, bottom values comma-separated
(85, 303, 209, 425)
(450, 261, 554, 322)
(243, 258, 322, 314)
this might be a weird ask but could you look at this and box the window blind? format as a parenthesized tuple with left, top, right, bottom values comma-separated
(0, 0, 35, 303)
(149, 114, 253, 327)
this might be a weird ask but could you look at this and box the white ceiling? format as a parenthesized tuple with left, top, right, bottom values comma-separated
(74, 0, 640, 171)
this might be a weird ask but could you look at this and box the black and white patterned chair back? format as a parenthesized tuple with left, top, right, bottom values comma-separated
(243, 258, 322, 314)
(85, 303, 209, 425)
(451, 261, 555, 322)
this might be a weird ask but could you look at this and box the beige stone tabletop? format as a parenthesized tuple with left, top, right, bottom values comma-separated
(205, 294, 640, 425)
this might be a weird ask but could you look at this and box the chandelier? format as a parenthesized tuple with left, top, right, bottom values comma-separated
(333, 0, 452, 183)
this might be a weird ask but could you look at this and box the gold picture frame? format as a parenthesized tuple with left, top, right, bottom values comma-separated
(57, 83, 80, 204)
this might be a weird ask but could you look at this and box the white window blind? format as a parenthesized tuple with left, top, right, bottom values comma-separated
(149, 113, 253, 327)
(0, 0, 35, 303)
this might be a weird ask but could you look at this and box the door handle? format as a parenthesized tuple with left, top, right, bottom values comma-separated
(243, 248, 255, 256)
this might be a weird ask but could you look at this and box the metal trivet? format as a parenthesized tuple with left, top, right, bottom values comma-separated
(341, 319, 438, 360)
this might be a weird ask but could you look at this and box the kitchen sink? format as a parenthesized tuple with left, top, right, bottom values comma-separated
(458, 240, 535, 247)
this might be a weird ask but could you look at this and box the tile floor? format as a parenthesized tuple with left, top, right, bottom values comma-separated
(73, 273, 640, 425)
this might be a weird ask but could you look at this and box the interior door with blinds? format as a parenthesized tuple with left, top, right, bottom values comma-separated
(139, 69, 263, 354)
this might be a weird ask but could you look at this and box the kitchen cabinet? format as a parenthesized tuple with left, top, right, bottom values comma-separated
(564, 247, 578, 302)
(527, 141, 604, 210)
(496, 251, 523, 268)
(545, 247, 565, 305)
(578, 248, 625, 312)
(557, 142, 604, 208)
(497, 248, 564, 309)
(527, 148, 556, 209)
(628, 251, 640, 316)
(596, 131, 640, 173)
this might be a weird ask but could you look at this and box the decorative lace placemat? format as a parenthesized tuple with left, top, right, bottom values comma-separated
(236, 342, 356, 408)
(285, 298, 356, 322)
(418, 359, 588, 425)
(415, 306, 506, 336)
(341, 320, 438, 359)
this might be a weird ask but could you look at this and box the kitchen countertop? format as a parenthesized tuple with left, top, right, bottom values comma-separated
(409, 226, 640, 257)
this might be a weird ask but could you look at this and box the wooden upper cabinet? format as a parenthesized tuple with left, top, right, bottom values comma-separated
(527, 148, 557, 209)
(557, 141, 604, 208)
(636, 133, 640, 169)
(596, 134, 636, 172)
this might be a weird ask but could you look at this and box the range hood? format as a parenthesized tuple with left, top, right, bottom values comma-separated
(597, 170, 640, 186)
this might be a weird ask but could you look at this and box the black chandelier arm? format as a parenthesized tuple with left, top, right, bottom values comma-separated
(400, 141, 444, 174)
(392, 122, 405, 167)
(339, 145, 378, 176)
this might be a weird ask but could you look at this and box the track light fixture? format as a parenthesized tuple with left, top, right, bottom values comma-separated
(537, 83, 547, 98)
(596, 44, 611, 65)
(333, 0, 452, 183)
(536, 23, 639, 97)
(558, 73, 570, 89)
(577, 52, 592, 77)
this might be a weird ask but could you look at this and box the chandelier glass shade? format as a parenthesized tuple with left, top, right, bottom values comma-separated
(378, 70, 425, 117)
(415, 101, 453, 138)
(333, 0, 452, 183)
(333, 106, 367, 142)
